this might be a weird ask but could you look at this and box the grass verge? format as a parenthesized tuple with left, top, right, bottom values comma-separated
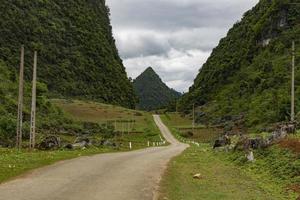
(0, 147, 112, 184)
(159, 113, 299, 200)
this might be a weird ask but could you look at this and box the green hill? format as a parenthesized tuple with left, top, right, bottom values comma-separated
(0, 0, 136, 108)
(179, 0, 300, 129)
(133, 67, 181, 111)
(0, 1, 138, 145)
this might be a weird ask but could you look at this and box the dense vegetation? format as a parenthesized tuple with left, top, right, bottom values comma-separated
(0, 60, 116, 147)
(0, 0, 136, 108)
(179, 0, 300, 129)
(133, 67, 181, 111)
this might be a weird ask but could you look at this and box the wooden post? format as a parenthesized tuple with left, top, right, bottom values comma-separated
(29, 51, 37, 149)
(16, 46, 24, 150)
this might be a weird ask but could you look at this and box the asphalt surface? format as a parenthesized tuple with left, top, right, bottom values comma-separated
(0, 115, 188, 200)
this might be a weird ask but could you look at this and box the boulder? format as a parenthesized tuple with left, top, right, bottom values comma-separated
(75, 137, 92, 146)
(213, 135, 231, 149)
(246, 151, 255, 162)
(234, 136, 268, 151)
(72, 141, 88, 150)
(100, 140, 119, 148)
(38, 136, 61, 150)
(249, 137, 268, 149)
(193, 173, 203, 179)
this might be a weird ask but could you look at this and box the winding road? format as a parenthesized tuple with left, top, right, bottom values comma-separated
(0, 115, 188, 200)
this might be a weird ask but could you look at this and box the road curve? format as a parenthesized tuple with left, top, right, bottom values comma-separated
(0, 115, 188, 200)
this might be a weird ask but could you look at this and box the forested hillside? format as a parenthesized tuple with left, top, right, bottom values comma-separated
(133, 67, 181, 111)
(180, 0, 300, 129)
(0, 60, 94, 146)
(0, 0, 136, 108)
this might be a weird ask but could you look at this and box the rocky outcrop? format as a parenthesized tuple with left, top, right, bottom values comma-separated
(213, 122, 297, 151)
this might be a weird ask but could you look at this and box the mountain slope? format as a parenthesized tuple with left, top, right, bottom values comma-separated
(0, 0, 136, 108)
(179, 0, 300, 128)
(133, 67, 181, 111)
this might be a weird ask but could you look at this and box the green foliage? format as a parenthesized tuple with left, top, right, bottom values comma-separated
(133, 67, 181, 111)
(0, 60, 117, 146)
(227, 145, 299, 198)
(0, 0, 136, 108)
(179, 0, 300, 128)
(159, 145, 297, 200)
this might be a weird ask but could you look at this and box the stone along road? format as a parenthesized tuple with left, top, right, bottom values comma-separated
(0, 115, 188, 200)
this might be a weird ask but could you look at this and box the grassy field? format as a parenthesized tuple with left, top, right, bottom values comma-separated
(161, 113, 222, 143)
(53, 99, 163, 146)
(159, 113, 299, 200)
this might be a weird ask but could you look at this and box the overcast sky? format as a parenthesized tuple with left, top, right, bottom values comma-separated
(106, 0, 259, 93)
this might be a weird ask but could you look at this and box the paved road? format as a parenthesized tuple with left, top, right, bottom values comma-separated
(0, 115, 188, 200)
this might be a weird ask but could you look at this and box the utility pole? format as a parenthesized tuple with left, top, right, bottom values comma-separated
(291, 41, 295, 122)
(16, 45, 24, 150)
(29, 51, 37, 149)
(192, 103, 195, 134)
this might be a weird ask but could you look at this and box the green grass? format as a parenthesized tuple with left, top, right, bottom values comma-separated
(161, 113, 222, 143)
(158, 145, 297, 200)
(53, 99, 162, 146)
(0, 147, 112, 183)
(159, 114, 299, 200)
(163, 112, 193, 127)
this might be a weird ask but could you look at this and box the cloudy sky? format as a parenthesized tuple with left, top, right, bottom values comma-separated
(106, 0, 259, 93)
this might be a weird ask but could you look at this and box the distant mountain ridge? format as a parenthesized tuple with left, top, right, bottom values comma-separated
(133, 67, 181, 111)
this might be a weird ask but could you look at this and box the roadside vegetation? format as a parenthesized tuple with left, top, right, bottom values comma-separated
(161, 113, 222, 143)
(0, 147, 111, 184)
(159, 113, 299, 200)
(53, 99, 162, 147)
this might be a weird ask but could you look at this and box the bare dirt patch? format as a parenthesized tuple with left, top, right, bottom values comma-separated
(278, 138, 300, 154)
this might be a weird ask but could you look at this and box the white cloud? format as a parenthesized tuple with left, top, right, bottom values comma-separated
(106, 0, 259, 92)
(124, 49, 211, 92)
